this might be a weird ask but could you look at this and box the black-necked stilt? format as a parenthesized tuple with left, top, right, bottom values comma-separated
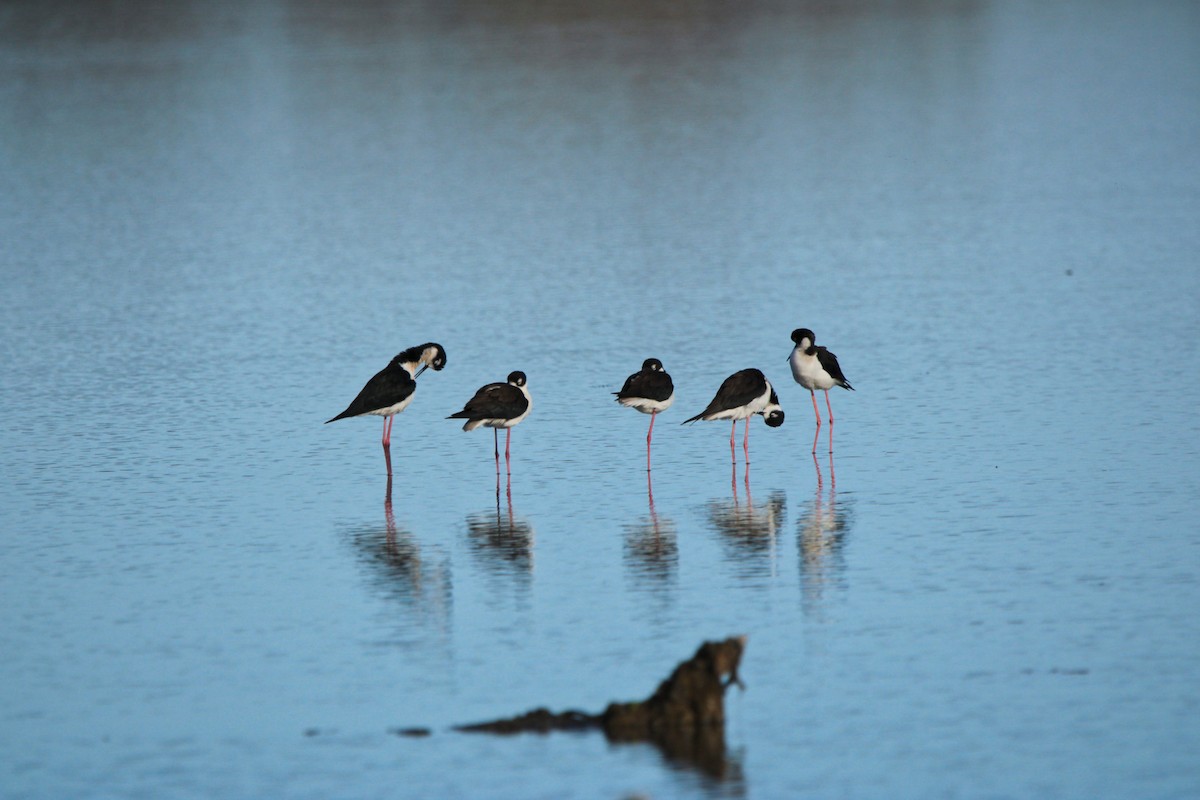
(448, 371, 531, 473)
(614, 357, 675, 469)
(326, 342, 447, 474)
(788, 328, 852, 450)
(683, 368, 784, 463)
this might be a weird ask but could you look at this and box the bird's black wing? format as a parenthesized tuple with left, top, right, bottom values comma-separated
(326, 364, 415, 423)
(615, 369, 674, 402)
(815, 347, 853, 390)
(449, 382, 528, 420)
(683, 368, 765, 422)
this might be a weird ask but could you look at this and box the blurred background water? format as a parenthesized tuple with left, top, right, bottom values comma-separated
(2, 1, 1199, 797)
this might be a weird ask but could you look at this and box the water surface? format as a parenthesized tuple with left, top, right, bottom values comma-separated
(2, 1, 1199, 797)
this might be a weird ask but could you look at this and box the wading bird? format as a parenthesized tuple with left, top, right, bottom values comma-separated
(683, 368, 784, 463)
(788, 328, 852, 451)
(448, 371, 532, 473)
(326, 343, 447, 474)
(614, 358, 675, 469)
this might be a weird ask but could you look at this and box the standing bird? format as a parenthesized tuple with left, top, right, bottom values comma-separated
(683, 368, 784, 464)
(614, 358, 675, 470)
(326, 343, 448, 475)
(788, 328, 853, 450)
(448, 371, 532, 473)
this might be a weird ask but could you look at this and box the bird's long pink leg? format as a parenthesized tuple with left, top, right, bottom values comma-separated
(505, 429, 512, 474)
(730, 421, 737, 464)
(646, 469, 657, 524)
(382, 417, 394, 476)
(646, 412, 657, 471)
(810, 391, 823, 454)
(744, 417, 751, 463)
(825, 390, 836, 453)
(493, 429, 500, 472)
(811, 425, 820, 455)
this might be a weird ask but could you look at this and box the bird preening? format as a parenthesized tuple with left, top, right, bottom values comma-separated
(327, 327, 853, 476)
(325, 342, 448, 476)
(682, 368, 785, 465)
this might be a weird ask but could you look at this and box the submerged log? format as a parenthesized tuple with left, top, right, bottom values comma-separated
(454, 636, 747, 777)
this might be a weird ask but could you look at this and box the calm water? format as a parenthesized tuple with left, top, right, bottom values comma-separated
(3, 1, 1199, 797)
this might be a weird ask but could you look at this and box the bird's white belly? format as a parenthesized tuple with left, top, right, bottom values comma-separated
(790, 350, 835, 391)
(618, 394, 674, 414)
(493, 400, 532, 428)
(468, 416, 523, 430)
(364, 394, 415, 417)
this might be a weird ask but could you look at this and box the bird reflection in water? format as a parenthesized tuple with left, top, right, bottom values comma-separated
(798, 451, 852, 615)
(706, 464, 786, 576)
(465, 471, 534, 585)
(344, 476, 452, 628)
(623, 470, 678, 585)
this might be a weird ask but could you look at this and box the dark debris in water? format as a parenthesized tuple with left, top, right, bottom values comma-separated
(388, 726, 433, 738)
(455, 708, 598, 734)
(451, 636, 747, 779)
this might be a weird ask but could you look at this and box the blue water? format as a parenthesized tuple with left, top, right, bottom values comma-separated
(3, 1, 1199, 797)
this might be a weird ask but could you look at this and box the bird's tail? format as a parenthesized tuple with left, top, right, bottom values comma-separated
(446, 415, 483, 432)
(446, 411, 483, 431)
(681, 412, 704, 424)
(841, 380, 855, 391)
